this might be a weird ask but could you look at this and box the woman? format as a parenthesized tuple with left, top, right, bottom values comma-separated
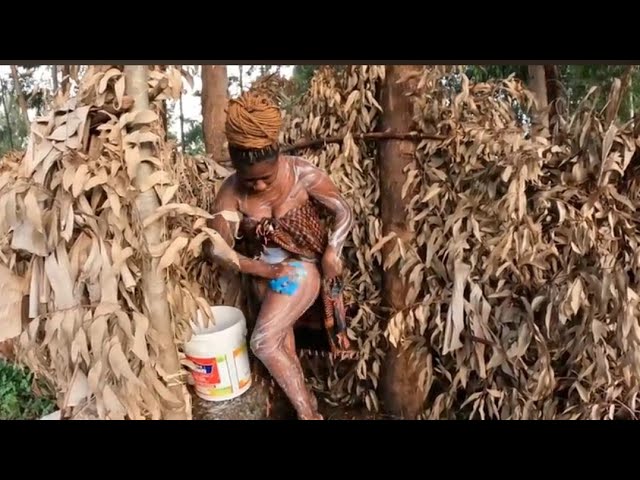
(205, 91, 354, 420)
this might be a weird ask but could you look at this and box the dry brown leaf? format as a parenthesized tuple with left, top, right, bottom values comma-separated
(0, 265, 27, 342)
(158, 236, 189, 271)
(131, 312, 149, 362)
(108, 339, 143, 386)
(142, 203, 213, 227)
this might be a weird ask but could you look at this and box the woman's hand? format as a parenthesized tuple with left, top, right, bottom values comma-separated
(242, 259, 297, 279)
(265, 262, 298, 280)
(321, 246, 342, 280)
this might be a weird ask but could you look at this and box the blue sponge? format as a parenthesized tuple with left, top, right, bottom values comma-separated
(268, 261, 307, 296)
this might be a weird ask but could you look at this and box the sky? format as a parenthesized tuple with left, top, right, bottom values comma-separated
(0, 64, 295, 137)
(169, 65, 294, 136)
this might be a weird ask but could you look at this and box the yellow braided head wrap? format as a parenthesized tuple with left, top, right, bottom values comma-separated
(225, 91, 282, 150)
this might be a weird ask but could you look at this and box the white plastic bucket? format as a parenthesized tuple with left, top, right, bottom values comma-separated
(184, 306, 252, 402)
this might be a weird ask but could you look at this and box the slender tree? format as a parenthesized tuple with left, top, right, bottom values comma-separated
(201, 65, 229, 163)
(124, 65, 188, 420)
(10, 66, 30, 128)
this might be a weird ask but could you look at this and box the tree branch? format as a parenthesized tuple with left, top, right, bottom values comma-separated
(281, 130, 447, 153)
(218, 130, 446, 164)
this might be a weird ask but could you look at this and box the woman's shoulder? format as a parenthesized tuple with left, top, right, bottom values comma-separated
(284, 154, 322, 178)
(212, 174, 241, 209)
(284, 153, 313, 165)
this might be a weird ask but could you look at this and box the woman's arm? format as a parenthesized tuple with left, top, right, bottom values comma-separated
(296, 159, 353, 258)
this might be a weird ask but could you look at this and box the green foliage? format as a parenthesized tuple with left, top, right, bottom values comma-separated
(0, 360, 56, 420)
(229, 65, 284, 96)
(290, 65, 348, 95)
(227, 73, 241, 94)
(0, 80, 29, 157)
(183, 119, 205, 156)
(464, 64, 638, 121)
(465, 65, 528, 82)
(282, 65, 346, 112)
(562, 65, 638, 120)
(292, 65, 321, 94)
(17, 66, 47, 114)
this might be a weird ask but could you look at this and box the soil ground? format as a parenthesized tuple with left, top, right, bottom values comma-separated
(191, 366, 392, 421)
(3, 338, 390, 420)
(269, 388, 390, 420)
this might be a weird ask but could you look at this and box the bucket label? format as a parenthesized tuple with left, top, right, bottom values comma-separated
(186, 356, 221, 386)
(186, 344, 252, 401)
(214, 356, 232, 390)
(234, 345, 251, 389)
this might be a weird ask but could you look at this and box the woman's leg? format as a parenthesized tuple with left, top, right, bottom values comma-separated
(250, 261, 322, 420)
(283, 329, 318, 412)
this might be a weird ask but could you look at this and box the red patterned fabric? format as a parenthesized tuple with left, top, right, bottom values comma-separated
(244, 200, 350, 352)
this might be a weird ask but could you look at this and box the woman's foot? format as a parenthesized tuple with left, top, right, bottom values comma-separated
(293, 387, 322, 420)
(298, 412, 324, 420)
(308, 386, 318, 412)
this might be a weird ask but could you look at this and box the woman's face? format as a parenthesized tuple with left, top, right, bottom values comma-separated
(237, 157, 280, 193)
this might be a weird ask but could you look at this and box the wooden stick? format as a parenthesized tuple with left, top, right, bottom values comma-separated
(218, 130, 447, 164)
(282, 130, 446, 152)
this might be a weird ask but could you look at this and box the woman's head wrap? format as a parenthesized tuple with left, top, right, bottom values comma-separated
(225, 91, 282, 150)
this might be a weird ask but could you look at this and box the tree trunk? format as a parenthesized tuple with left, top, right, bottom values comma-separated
(527, 65, 549, 136)
(543, 65, 564, 141)
(9, 66, 30, 128)
(157, 65, 169, 141)
(544, 65, 562, 121)
(0, 81, 14, 150)
(124, 65, 188, 420)
(629, 74, 635, 126)
(201, 65, 229, 163)
(377, 65, 427, 419)
(179, 90, 185, 151)
(61, 65, 71, 96)
(51, 65, 59, 92)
